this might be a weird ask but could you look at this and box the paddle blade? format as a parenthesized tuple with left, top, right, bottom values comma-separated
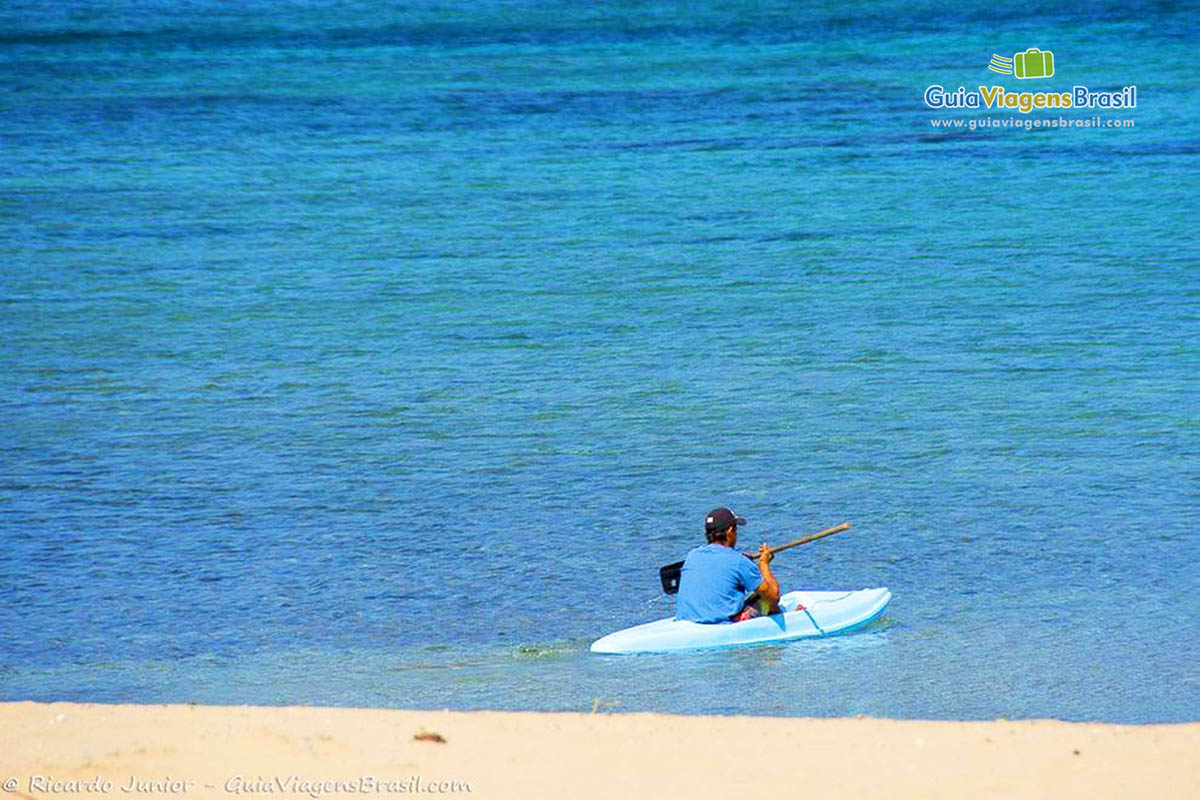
(659, 561, 683, 595)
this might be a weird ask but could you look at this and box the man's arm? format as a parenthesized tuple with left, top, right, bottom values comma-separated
(754, 543, 780, 606)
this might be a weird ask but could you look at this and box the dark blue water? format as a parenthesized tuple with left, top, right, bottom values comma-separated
(1, 1, 1197, 722)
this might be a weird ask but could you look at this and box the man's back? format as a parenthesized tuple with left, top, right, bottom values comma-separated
(674, 543, 763, 623)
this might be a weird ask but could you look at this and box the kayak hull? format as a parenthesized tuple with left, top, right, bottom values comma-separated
(590, 588, 891, 654)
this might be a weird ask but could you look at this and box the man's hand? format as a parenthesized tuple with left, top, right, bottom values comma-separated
(756, 542, 774, 564)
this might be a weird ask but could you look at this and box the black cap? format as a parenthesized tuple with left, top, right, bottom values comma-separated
(704, 506, 747, 534)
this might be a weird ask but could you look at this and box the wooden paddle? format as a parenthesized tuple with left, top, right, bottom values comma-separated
(657, 522, 852, 595)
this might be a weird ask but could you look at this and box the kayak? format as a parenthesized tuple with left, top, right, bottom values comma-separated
(590, 587, 891, 654)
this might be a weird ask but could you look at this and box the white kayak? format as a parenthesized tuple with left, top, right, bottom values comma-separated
(590, 587, 891, 654)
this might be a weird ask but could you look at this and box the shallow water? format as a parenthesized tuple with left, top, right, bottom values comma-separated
(1, 1, 1197, 721)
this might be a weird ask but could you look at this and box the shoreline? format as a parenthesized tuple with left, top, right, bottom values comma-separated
(4, 702, 1198, 799)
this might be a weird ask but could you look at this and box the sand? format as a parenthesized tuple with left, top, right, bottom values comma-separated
(2, 702, 1196, 799)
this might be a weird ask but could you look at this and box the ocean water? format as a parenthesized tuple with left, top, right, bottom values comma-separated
(1, 1, 1197, 722)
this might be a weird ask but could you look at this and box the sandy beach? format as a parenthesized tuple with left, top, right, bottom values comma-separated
(2, 702, 1196, 800)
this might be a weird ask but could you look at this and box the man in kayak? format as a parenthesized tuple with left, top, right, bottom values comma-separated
(674, 506, 781, 623)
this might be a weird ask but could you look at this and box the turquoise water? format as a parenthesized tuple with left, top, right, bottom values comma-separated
(1, 1, 1197, 722)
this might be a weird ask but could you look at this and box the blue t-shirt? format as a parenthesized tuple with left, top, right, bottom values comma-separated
(674, 543, 763, 623)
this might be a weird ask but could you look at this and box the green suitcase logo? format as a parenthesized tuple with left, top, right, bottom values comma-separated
(987, 48, 1055, 78)
(1013, 47, 1054, 79)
